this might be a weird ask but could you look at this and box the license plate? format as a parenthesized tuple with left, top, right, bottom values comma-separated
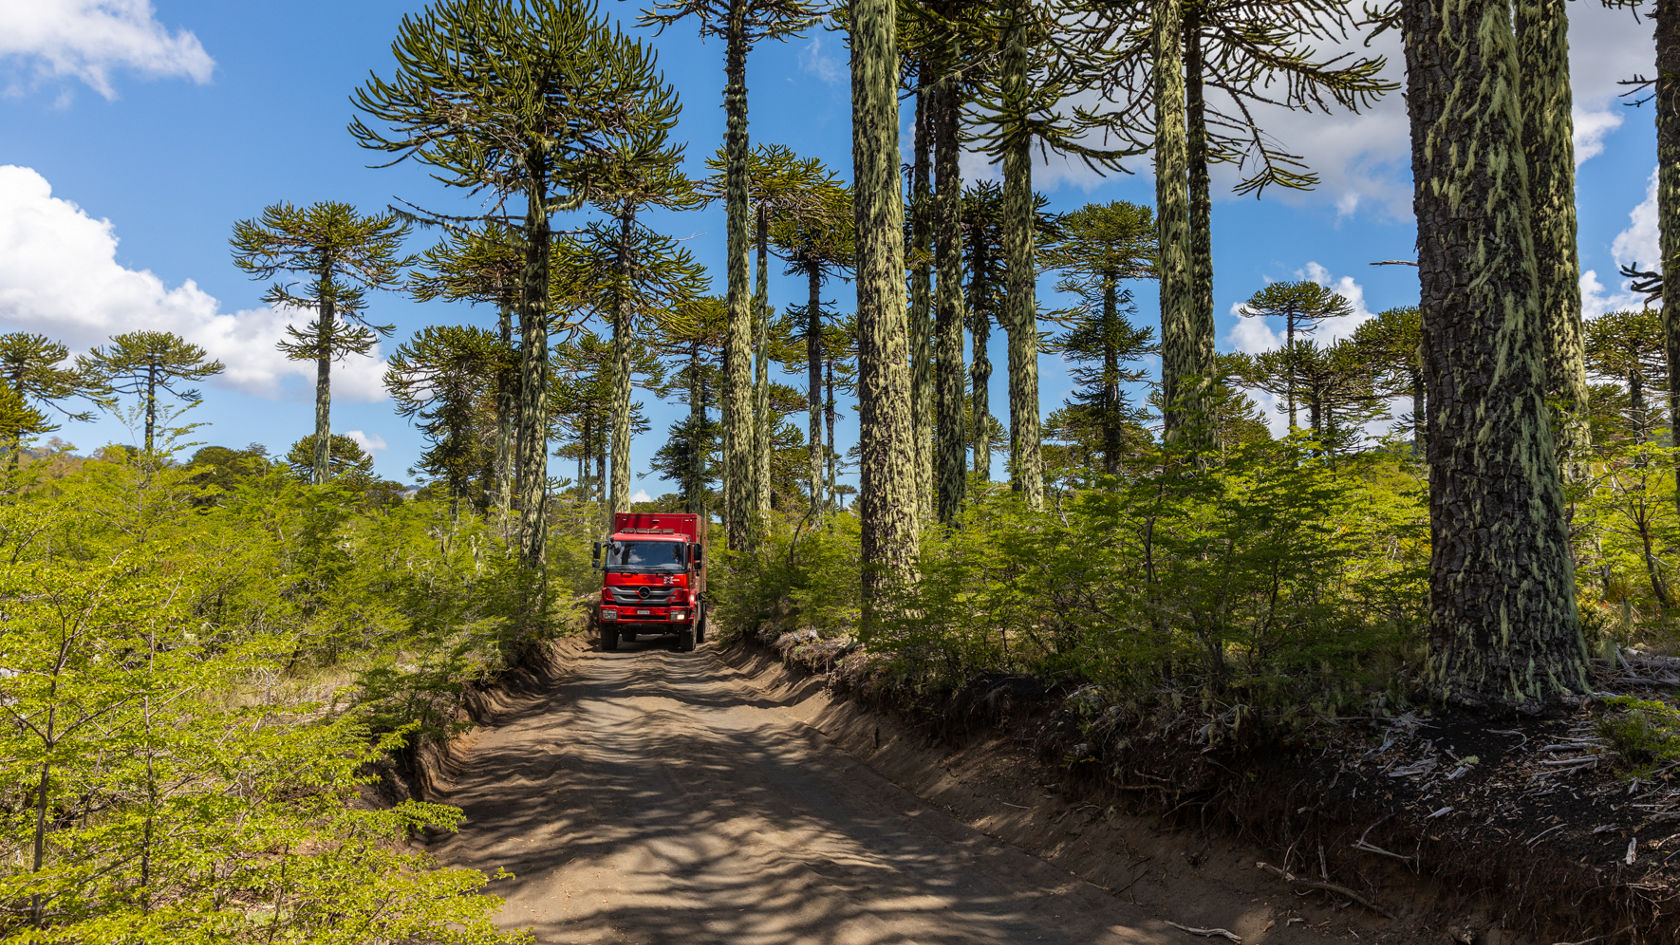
(636, 609, 650, 615)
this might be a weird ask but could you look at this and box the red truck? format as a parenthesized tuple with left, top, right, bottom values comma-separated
(591, 512, 709, 652)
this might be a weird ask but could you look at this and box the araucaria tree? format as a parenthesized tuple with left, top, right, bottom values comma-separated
(230, 201, 409, 485)
(640, 0, 820, 552)
(1234, 281, 1355, 432)
(850, 0, 919, 610)
(0, 333, 95, 464)
(1041, 200, 1158, 475)
(352, 0, 673, 571)
(385, 324, 509, 517)
(80, 331, 225, 454)
(1401, 0, 1587, 709)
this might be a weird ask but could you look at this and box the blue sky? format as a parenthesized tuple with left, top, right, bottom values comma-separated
(0, 1, 1657, 494)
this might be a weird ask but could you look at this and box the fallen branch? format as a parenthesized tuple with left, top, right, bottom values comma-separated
(1551, 925, 1634, 945)
(1256, 861, 1395, 919)
(1165, 920, 1242, 943)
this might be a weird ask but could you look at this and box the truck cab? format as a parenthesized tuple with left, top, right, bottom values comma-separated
(591, 512, 708, 652)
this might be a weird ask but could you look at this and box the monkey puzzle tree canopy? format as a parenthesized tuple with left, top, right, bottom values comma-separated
(351, 0, 670, 570)
(79, 331, 225, 455)
(229, 200, 410, 485)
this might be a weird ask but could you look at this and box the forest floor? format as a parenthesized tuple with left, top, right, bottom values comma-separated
(417, 631, 1559, 945)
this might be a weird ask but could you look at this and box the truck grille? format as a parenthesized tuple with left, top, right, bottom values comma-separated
(609, 586, 674, 605)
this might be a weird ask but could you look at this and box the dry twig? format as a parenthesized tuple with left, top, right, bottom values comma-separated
(1165, 920, 1242, 942)
(1256, 861, 1395, 919)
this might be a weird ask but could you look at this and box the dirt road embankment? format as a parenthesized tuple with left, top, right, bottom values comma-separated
(426, 638, 1478, 945)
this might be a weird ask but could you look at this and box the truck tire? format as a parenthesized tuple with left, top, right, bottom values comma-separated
(677, 627, 695, 652)
(695, 609, 707, 644)
(623, 628, 638, 643)
(600, 621, 619, 652)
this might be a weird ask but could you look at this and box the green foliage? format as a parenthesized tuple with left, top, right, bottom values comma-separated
(0, 438, 578, 942)
(1597, 696, 1680, 775)
(727, 440, 1427, 735)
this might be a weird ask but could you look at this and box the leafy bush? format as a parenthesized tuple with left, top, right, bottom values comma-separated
(1597, 696, 1680, 775)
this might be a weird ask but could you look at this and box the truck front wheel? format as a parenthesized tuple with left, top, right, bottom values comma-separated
(695, 609, 707, 644)
(677, 626, 695, 652)
(600, 620, 619, 652)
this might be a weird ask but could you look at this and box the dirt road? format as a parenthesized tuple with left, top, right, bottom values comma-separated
(431, 641, 1378, 945)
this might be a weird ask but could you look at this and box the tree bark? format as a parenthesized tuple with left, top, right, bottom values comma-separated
(1154, 0, 1209, 447)
(970, 240, 991, 480)
(1002, 1, 1043, 508)
(516, 151, 551, 571)
(807, 268, 825, 513)
(754, 202, 773, 519)
(825, 355, 838, 510)
(144, 362, 157, 455)
(689, 339, 708, 517)
(495, 306, 517, 520)
(724, 0, 754, 551)
(934, 19, 967, 525)
(313, 266, 336, 485)
(851, 0, 919, 612)
(1658, 0, 1680, 511)
(1403, 0, 1587, 710)
(1184, 9, 1215, 363)
(1101, 272, 1121, 475)
(1516, 0, 1590, 473)
(610, 212, 634, 515)
(911, 65, 935, 523)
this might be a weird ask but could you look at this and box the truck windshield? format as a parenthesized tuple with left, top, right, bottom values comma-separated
(605, 540, 685, 572)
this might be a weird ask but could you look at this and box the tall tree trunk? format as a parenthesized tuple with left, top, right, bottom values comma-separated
(1101, 273, 1122, 475)
(825, 355, 838, 509)
(754, 203, 773, 520)
(144, 362, 157, 455)
(1517, 0, 1590, 473)
(1658, 0, 1680, 511)
(610, 213, 634, 516)
(1287, 313, 1298, 431)
(933, 24, 967, 525)
(1410, 367, 1426, 456)
(495, 307, 517, 519)
(724, 1, 754, 550)
(1403, 0, 1586, 710)
(1001, 1, 1043, 508)
(689, 339, 708, 517)
(312, 270, 336, 485)
(1184, 9, 1215, 356)
(1154, 0, 1209, 447)
(851, 0, 919, 611)
(516, 157, 551, 571)
(807, 269, 825, 513)
(970, 257, 991, 480)
(911, 65, 936, 524)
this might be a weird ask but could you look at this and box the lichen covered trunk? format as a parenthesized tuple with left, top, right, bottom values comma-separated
(312, 271, 336, 485)
(495, 306, 517, 518)
(933, 37, 967, 525)
(610, 213, 634, 516)
(1403, 0, 1587, 711)
(1154, 0, 1209, 447)
(851, 0, 919, 611)
(807, 268, 825, 513)
(516, 160, 551, 570)
(1184, 10, 1215, 352)
(1001, 2, 1043, 508)
(1658, 0, 1680, 510)
(1101, 274, 1122, 475)
(723, 8, 754, 551)
(1516, 0, 1589, 473)
(911, 67, 935, 523)
(970, 246, 991, 480)
(754, 204, 772, 520)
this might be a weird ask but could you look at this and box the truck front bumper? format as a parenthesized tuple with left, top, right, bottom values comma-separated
(600, 606, 691, 624)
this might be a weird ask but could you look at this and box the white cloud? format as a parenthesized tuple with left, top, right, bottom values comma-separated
(630, 488, 653, 504)
(0, 0, 213, 99)
(1573, 106, 1623, 166)
(1612, 167, 1660, 274)
(798, 34, 842, 86)
(0, 165, 388, 403)
(344, 430, 388, 454)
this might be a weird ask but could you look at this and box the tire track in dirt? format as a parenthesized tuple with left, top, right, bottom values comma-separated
(430, 641, 1362, 945)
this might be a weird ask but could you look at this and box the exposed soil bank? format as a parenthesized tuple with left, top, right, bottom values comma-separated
(418, 632, 1481, 945)
(755, 629, 1680, 945)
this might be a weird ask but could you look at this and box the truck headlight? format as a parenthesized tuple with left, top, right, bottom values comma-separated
(601, 609, 618, 621)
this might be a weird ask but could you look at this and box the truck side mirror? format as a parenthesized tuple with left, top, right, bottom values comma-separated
(592, 541, 602, 568)
(691, 543, 703, 563)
